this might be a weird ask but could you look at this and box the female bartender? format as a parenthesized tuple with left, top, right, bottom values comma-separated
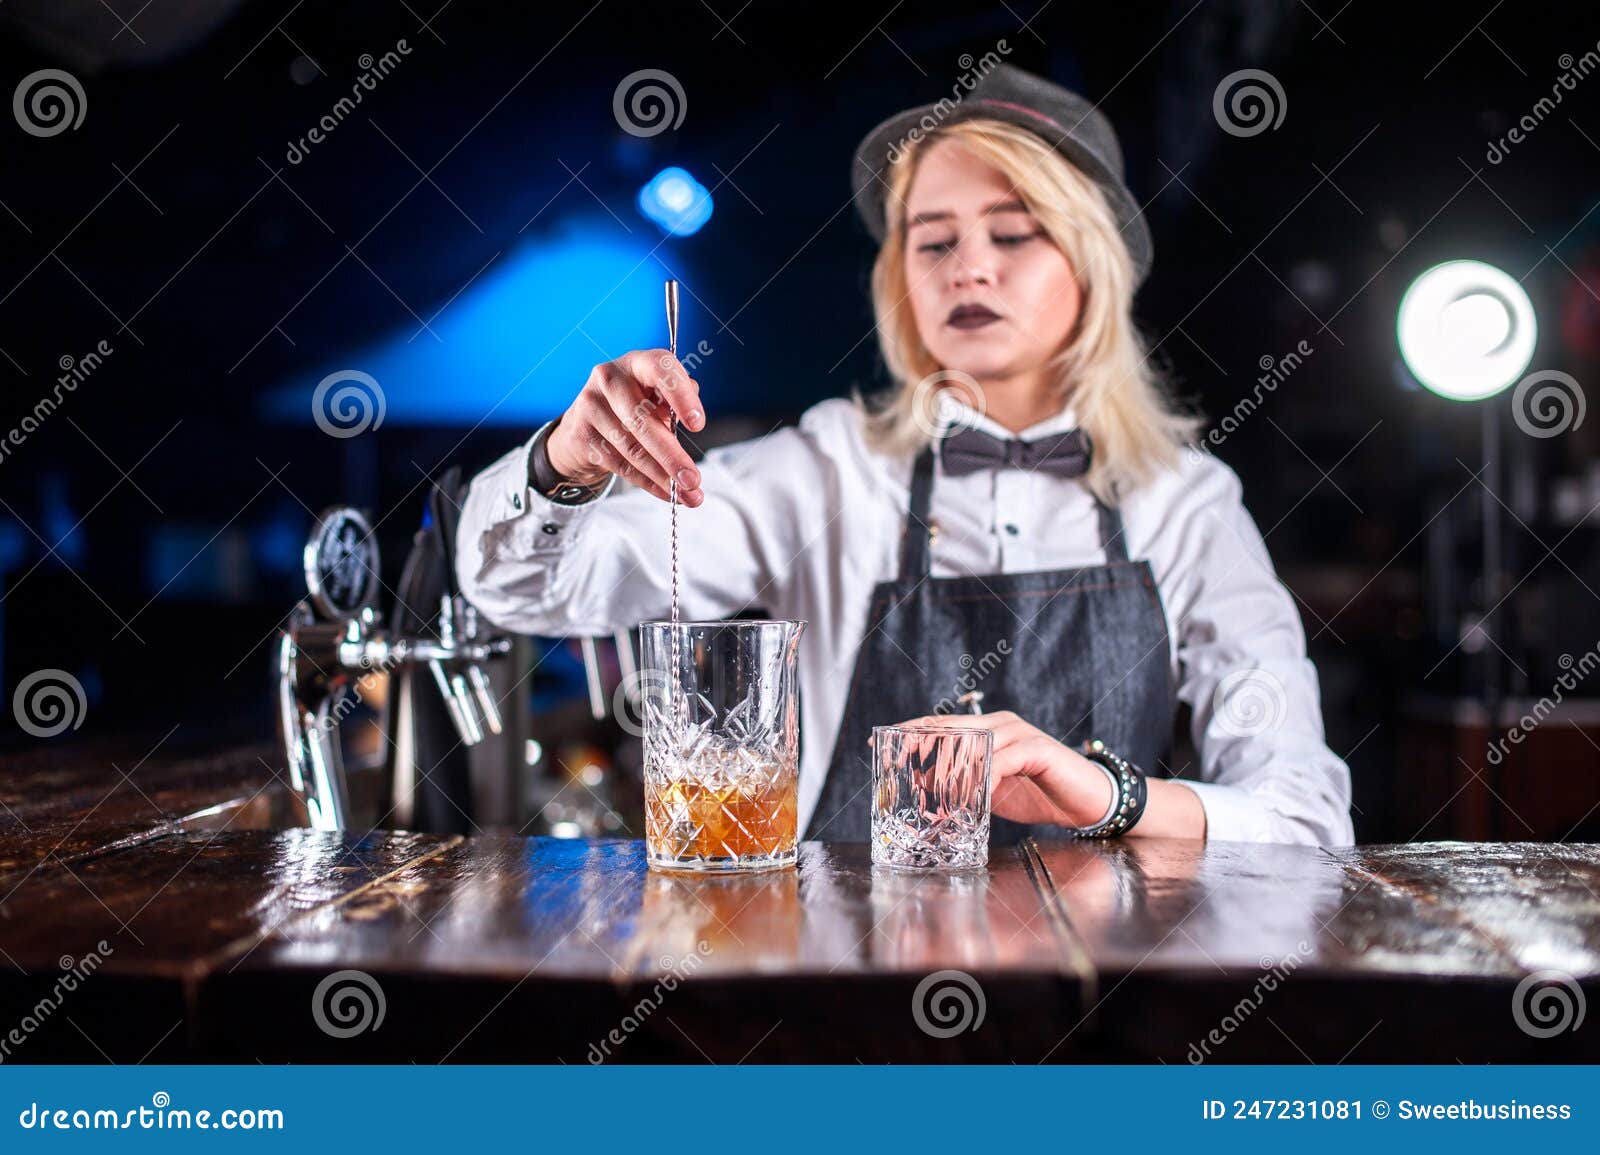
(455, 64, 1354, 847)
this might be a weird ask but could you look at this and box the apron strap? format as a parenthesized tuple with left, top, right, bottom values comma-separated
(899, 438, 1129, 580)
(1096, 494, 1129, 564)
(1094, 479, 1132, 563)
(898, 442, 939, 581)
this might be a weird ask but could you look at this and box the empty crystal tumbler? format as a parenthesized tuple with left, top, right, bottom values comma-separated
(871, 725, 993, 870)
(639, 620, 805, 872)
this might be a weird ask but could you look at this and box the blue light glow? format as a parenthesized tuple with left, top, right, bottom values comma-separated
(636, 167, 713, 237)
(261, 216, 674, 426)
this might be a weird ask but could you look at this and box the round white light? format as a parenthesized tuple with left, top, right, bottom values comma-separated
(1396, 260, 1537, 401)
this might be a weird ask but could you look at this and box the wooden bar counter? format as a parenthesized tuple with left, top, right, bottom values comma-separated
(2, 739, 1597, 1063)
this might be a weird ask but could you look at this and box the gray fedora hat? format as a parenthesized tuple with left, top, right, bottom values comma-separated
(850, 62, 1153, 284)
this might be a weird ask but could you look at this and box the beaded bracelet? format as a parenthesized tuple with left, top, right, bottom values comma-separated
(1072, 739, 1148, 838)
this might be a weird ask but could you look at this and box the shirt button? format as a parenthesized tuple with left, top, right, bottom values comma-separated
(512, 493, 523, 511)
(1004, 523, 1019, 536)
(541, 522, 561, 536)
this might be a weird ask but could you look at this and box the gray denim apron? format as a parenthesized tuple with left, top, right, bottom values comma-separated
(804, 434, 1178, 844)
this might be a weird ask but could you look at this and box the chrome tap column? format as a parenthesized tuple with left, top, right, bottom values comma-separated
(276, 506, 511, 830)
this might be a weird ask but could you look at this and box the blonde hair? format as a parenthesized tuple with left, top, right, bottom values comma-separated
(857, 117, 1200, 505)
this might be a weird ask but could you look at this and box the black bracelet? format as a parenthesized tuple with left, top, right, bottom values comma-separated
(1072, 739, 1148, 838)
(528, 419, 608, 505)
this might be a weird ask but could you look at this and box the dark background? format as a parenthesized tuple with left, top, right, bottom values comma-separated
(1, 0, 1597, 841)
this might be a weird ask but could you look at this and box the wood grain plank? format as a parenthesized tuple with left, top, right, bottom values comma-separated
(1026, 835, 1537, 976)
(0, 740, 286, 873)
(191, 839, 1085, 1062)
(1332, 841, 1600, 976)
(240, 838, 1069, 980)
(0, 828, 458, 977)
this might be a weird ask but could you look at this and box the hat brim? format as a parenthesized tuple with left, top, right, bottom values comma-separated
(850, 101, 1153, 286)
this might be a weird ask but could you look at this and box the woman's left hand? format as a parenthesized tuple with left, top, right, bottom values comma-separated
(890, 711, 1115, 830)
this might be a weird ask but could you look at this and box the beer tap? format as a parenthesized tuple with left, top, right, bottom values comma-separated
(276, 507, 511, 830)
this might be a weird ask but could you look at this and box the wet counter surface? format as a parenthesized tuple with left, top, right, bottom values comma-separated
(1, 740, 1597, 1062)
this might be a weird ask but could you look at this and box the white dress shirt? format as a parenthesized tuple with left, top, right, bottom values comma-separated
(455, 396, 1355, 848)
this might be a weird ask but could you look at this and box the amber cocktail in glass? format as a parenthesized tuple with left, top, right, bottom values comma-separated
(639, 620, 804, 872)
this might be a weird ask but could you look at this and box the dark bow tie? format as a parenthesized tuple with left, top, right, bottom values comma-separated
(940, 425, 1092, 478)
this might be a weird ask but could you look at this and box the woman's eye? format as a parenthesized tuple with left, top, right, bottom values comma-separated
(992, 231, 1041, 247)
(917, 239, 955, 255)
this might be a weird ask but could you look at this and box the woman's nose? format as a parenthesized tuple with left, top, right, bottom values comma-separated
(949, 249, 994, 289)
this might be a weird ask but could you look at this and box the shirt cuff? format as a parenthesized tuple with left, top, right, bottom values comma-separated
(1180, 778, 1271, 844)
(526, 418, 615, 506)
(495, 422, 616, 555)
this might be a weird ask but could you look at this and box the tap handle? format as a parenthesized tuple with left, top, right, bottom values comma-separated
(429, 658, 483, 746)
(465, 663, 503, 735)
(580, 635, 606, 721)
(449, 670, 485, 745)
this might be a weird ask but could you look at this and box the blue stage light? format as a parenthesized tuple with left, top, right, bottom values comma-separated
(636, 167, 713, 236)
(260, 215, 671, 427)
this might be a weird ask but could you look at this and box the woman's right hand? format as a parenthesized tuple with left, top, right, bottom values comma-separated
(544, 349, 706, 506)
